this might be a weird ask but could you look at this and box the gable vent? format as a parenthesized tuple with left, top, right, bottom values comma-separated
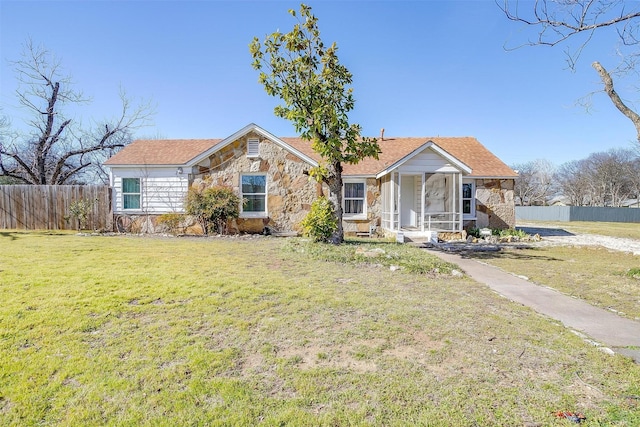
(247, 138, 259, 157)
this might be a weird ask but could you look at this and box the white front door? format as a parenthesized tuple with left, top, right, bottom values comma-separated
(400, 176, 416, 227)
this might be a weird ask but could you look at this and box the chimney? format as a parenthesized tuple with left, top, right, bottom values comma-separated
(380, 128, 385, 141)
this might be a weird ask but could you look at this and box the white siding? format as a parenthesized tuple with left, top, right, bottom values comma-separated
(111, 167, 189, 214)
(397, 149, 460, 174)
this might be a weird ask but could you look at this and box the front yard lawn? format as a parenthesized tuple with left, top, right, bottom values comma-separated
(1, 231, 639, 426)
(472, 245, 640, 321)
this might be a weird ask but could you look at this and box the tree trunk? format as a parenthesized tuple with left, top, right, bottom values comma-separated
(327, 161, 344, 244)
(593, 61, 640, 143)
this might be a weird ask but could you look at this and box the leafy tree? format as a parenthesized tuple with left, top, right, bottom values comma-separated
(185, 185, 240, 235)
(500, 0, 640, 142)
(0, 40, 152, 185)
(250, 3, 380, 243)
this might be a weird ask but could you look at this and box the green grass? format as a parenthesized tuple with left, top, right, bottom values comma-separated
(471, 244, 640, 320)
(1, 231, 640, 425)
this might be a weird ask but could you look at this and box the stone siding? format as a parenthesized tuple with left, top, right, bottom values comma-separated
(474, 179, 515, 229)
(195, 131, 318, 234)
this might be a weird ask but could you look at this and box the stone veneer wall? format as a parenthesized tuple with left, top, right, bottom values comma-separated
(343, 178, 381, 235)
(195, 131, 319, 234)
(474, 179, 515, 229)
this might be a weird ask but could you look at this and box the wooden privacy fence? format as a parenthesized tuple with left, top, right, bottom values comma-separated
(0, 185, 111, 230)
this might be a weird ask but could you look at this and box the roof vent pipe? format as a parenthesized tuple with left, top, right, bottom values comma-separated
(380, 128, 385, 141)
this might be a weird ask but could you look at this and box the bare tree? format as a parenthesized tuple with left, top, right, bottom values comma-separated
(500, 0, 640, 142)
(555, 159, 592, 206)
(626, 154, 640, 207)
(587, 148, 635, 206)
(500, 1, 640, 51)
(555, 148, 636, 206)
(512, 159, 556, 205)
(0, 40, 153, 185)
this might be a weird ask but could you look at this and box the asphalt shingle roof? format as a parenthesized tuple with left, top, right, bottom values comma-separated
(281, 136, 517, 178)
(104, 139, 222, 166)
(105, 135, 517, 178)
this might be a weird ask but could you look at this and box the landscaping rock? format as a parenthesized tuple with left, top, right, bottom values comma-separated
(355, 247, 386, 257)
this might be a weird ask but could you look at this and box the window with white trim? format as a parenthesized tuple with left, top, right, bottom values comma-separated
(122, 178, 141, 210)
(241, 174, 267, 216)
(247, 138, 259, 157)
(344, 181, 366, 216)
(462, 181, 474, 216)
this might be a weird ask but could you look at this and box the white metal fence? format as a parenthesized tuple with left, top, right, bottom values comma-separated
(516, 206, 640, 223)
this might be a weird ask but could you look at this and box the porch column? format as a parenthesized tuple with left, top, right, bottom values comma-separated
(390, 174, 394, 231)
(458, 173, 463, 231)
(420, 173, 425, 232)
(397, 174, 401, 231)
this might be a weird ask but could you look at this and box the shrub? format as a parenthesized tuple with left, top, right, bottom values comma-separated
(156, 213, 185, 235)
(185, 185, 240, 235)
(68, 198, 96, 231)
(627, 267, 640, 279)
(301, 196, 338, 242)
(496, 228, 528, 239)
(466, 227, 481, 238)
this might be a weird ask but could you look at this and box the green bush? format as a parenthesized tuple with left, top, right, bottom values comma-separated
(156, 213, 185, 235)
(466, 227, 480, 238)
(185, 185, 240, 235)
(627, 267, 640, 279)
(495, 228, 528, 238)
(301, 196, 338, 242)
(68, 198, 96, 231)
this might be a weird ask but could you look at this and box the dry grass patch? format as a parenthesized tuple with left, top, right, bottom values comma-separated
(0, 232, 639, 425)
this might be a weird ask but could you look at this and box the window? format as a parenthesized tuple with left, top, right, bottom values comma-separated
(122, 178, 141, 210)
(462, 182, 474, 216)
(247, 138, 259, 157)
(241, 174, 266, 215)
(344, 181, 365, 216)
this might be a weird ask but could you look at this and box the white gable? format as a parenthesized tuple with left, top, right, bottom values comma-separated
(398, 148, 462, 173)
(377, 143, 472, 178)
(188, 123, 318, 168)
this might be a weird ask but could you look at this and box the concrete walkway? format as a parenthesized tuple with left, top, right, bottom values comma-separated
(428, 249, 640, 363)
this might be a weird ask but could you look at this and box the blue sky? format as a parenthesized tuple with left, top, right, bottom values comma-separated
(1, 0, 638, 167)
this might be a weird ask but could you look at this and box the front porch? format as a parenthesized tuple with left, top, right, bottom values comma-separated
(380, 171, 466, 235)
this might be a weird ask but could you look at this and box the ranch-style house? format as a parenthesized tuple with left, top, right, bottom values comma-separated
(104, 123, 517, 238)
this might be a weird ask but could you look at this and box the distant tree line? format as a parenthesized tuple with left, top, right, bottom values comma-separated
(512, 148, 640, 208)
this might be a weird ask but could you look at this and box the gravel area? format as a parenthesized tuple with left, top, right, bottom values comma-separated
(517, 226, 640, 256)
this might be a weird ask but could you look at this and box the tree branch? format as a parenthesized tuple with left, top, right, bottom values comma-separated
(592, 61, 640, 142)
(500, 0, 640, 45)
